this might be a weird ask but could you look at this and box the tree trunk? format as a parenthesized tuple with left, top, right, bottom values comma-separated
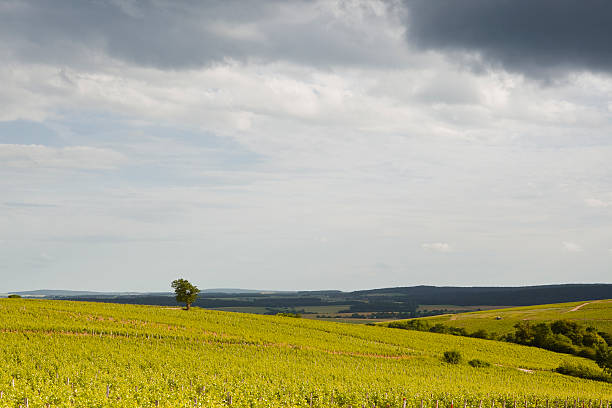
(186, 302, 191, 310)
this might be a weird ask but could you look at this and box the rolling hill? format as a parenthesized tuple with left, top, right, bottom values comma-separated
(0, 298, 610, 407)
(12, 284, 612, 324)
(388, 299, 612, 336)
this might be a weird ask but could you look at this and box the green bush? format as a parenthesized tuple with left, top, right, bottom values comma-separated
(387, 319, 430, 331)
(556, 361, 612, 383)
(598, 331, 612, 346)
(7, 294, 21, 299)
(596, 345, 612, 375)
(471, 329, 489, 339)
(430, 323, 449, 334)
(578, 347, 597, 360)
(442, 350, 462, 364)
(276, 312, 301, 318)
(468, 359, 491, 368)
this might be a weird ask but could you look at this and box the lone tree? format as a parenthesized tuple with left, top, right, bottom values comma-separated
(171, 279, 200, 310)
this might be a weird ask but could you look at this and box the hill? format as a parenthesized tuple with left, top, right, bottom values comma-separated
(12, 288, 271, 296)
(12, 284, 612, 323)
(390, 299, 612, 336)
(352, 284, 612, 306)
(0, 299, 610, 407)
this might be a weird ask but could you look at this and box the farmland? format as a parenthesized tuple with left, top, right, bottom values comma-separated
(27, 284, 612, 324)
(0, 299, 610, 407)
(389, 300, 612, 337)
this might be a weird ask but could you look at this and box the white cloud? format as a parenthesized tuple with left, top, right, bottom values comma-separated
(0, 144, 125, 170)
(422, 242, 453, 253)
(563, 242, 583, 253)
(1, 1, 612, 290)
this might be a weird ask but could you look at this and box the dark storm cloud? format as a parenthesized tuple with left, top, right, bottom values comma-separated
(404, 0, 612, 77)
(0, 0, 405, 69)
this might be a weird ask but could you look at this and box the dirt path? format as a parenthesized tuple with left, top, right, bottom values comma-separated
(494, 363, 534, 374)
(567, 302, 590, 312)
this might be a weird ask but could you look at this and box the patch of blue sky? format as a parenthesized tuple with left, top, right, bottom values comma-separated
(44, 110, 245, 147)
(0, 120, 65, 146)
(56, 112, 262, 161)
(1, 111, 263, 185)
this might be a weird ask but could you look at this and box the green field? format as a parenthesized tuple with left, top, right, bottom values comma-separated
(0, 299, 610, 407)
(211, 305, 398, 324)
(395, 300, 612, 336)
(211, 305, 350, 315)
(416, 305, 515, 313)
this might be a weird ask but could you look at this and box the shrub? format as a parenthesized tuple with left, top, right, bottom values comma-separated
(578, 347, 597, 360)
(596, 345, 612, 375)
(556, 361, 612, 383)
(470, 329, 489, 339)
(387, 321, 408, 329)
(387, 319, 430, 331)
(430, 324, 449, 334)
(276, 312, 301, 318)
(7, 294, 21, 299)
(448, 326, 468, 336)
(598, 331, 612, 346)
(442, 350, 462, 364)
(468, 359, 491, 368)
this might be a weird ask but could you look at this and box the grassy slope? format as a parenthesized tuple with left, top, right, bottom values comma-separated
(390, 299, 612, 336)
(0, 299, 610, 407)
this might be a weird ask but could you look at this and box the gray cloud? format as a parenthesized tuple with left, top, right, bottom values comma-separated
(0, 0, 407, 69)
(2, 1, 612, 290)
(404, 0, 612, 78)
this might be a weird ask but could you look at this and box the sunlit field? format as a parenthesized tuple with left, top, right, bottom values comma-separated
(392, 300, 612, 336)
(0, 299, 610, 407)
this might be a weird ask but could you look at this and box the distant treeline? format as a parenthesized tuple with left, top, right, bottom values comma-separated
(388, 319, 611, 362)
(54, 295, 349, 308)
(352, 284, 612, 306)
(340, 299, 418, 313)
(325, 310, 462, 320)
(48, 284, 611, 316)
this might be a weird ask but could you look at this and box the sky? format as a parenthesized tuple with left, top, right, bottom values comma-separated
(1, 0, 611, 292)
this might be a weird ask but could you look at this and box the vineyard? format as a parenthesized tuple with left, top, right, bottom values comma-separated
(0, 299, 610, 407)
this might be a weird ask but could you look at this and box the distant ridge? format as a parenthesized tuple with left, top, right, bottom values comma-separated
(351, 284, 612, 306)
(13, 289, 136, 297)
(8, 284, 611, 307)
(11, 288, 287, 297)
(200, 288, 288, 294)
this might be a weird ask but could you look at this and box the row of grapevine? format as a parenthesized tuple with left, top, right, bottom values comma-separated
(0, 299, 609, 407)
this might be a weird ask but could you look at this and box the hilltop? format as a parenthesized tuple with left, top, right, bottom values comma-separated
(0, 298, 610, 407)
(10, 283, 612, 324)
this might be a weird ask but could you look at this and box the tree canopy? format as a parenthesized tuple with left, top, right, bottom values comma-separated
(171, 279, 200, 310)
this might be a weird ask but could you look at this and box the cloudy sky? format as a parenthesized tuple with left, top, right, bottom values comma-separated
(1, 0, 611, 292)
